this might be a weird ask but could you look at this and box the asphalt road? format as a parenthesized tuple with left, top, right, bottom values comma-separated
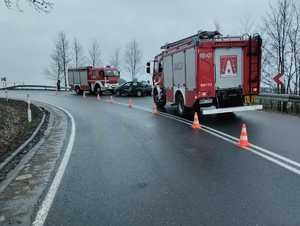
(3, 91, 300, 226)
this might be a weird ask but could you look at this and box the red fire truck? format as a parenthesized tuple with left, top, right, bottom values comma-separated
(146, 31, 263, 115)
(68, 66, 120, 95)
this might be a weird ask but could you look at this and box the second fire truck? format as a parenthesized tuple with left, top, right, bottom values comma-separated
(68, 66, 120, 95)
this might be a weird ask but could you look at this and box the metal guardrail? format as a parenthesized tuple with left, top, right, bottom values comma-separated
(0, 85, 69, 91)
(1, 86, 299, 102)
(257, 93, 300, 114)
(258, 93, 300, 103)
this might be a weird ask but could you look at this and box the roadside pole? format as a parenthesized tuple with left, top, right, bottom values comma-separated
(27, 94, 32, 123)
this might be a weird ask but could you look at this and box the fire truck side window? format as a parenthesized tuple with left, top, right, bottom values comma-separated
(159, 62, 163, 72)
(93, 71, 97, 78)
(154, 62, 159, 73)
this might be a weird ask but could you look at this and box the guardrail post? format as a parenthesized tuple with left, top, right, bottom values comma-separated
(5, 90, 8, 102)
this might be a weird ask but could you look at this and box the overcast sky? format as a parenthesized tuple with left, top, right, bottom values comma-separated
(0, 0, 273, 85)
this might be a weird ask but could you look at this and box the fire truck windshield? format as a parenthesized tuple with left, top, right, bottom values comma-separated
(105, 70, 120, 77)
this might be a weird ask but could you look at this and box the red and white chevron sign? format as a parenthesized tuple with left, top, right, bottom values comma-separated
(273, 73, 284, 86)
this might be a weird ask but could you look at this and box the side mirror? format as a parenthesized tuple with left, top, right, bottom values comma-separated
(146, 62, 151, 74)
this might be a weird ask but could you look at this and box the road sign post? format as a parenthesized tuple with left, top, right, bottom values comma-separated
(273, 73, 286, 111)
(273, 73, 284, 93)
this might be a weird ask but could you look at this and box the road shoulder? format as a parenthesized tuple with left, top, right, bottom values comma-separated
(0, 102, 71, 226)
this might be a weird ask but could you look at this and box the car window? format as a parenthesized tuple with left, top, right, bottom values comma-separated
(123, 82, 132, 87)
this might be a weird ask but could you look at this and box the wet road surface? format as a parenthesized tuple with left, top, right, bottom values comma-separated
(3, 91, 300, 226)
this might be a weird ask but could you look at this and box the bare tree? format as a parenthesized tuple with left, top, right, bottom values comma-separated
(288, 3, 300, 94)
(124, 40, 142, 80)
(56, 32, 71, 89)
(45, 41, 62, 82)
(73, 38, 85, 68)
(4, 0, 53, 12)
(109, 48, 121, 68)
(88, 40, 101, 67)
(261, 47, 277, 90)
(263, 0, 294, 94)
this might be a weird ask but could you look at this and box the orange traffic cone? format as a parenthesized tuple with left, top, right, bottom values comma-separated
(128, 98, 133, 108)
(97, 94, 101, 101)
(152, 104, 160, 115)
(237, 123, 250, 148)
(109, 95, 113, 103)
(192, 112, 201, 129)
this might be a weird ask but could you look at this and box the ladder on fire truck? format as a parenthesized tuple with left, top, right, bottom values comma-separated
(160, 30, 257, 51)
(248, 34, 262, 96)
(161, 31, 222, 50)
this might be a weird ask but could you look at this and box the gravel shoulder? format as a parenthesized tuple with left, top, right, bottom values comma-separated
(0, 98, 43, 162)
(0, 102, 70, 226)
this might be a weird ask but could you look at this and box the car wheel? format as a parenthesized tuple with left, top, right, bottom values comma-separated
(136, 90, 143, 97)
(116, 90, 121, 96)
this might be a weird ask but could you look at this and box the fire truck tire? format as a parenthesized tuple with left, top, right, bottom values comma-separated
(153, 88, 166, 108)
(94, 85, 102, 96)
(75, 86, 82, 95)
(176, 93, 187, 116)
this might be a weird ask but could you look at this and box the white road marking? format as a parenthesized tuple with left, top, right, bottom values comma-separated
(161, 112, 300, 169)
(160, 112, 300, 175)
(32, 107, 76, 226)
(109, 99, 300, 176)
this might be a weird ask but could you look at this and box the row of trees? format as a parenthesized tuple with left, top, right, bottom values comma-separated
(262, 0, 300, 94)
(7, 0, 300, 95)
(215, 0, 300, 95)
(45, 32, 142, 88)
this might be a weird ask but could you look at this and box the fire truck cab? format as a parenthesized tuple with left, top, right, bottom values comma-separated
(147, 31, 263, 115)
(68, 66, 120, 95)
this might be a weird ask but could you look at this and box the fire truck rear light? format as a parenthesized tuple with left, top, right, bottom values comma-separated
(252, 88, 258, 92)
(200, 92, 208, 97)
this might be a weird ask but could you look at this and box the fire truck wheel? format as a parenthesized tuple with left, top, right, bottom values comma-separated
(176, 94, 187, 116)
(153, 88, 166, 108)
(94, 85, 102, 95)
(75, 87, 81, 95)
